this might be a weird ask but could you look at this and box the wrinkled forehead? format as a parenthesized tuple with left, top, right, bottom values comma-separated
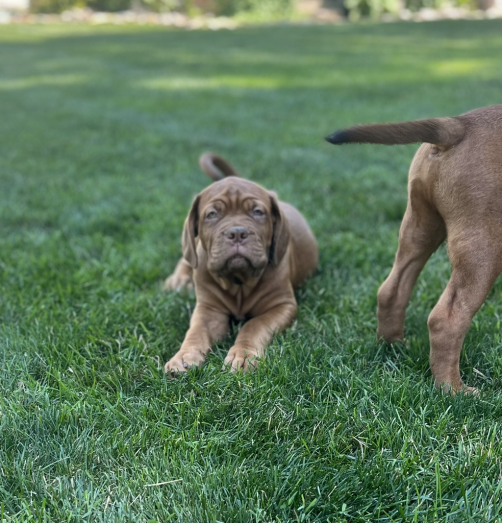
(198, 178, 271, 209)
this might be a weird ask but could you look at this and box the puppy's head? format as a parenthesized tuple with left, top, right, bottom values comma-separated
(182, 178, 289, 283)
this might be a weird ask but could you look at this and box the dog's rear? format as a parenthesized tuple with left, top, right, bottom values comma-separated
(324, 105, 502, 393)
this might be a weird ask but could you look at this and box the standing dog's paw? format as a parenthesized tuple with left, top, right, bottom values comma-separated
(164, 349, 205, 375)
(439, 383, 481, 396)
(223, 346, 261, 373)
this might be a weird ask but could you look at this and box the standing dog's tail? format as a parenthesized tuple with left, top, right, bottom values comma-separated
(325, 116, 466, 150)
(199, 153, 241, 181)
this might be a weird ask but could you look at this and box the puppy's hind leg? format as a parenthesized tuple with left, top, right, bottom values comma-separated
(164, 258, 193, 292)
(428, 231, 502, 393)
(377, 192, 445, 342)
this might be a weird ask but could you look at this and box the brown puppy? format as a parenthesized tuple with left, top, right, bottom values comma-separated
(164, 153, 318, 373)
(326, 105, 502, 393)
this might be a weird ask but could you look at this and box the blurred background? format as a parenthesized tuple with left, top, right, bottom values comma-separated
(1, 0, 501, 24)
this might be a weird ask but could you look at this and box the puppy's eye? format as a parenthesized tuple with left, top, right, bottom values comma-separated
(206, 211, 218, 220)
(252, 208, 265, 217)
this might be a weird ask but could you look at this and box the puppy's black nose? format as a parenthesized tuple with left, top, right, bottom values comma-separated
(225, 226, 249, 243)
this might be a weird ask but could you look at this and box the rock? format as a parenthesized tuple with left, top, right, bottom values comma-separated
(416, 7, 440, 21)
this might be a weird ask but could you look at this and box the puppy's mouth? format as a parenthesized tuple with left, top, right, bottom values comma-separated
(225, 254, 251, 271)
(208, 242, 269, 280)
(212, 252, 266, 282)
(218, 254, 254, 279)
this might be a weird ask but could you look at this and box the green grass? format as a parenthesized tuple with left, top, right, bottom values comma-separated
(1, 20, 502, 522)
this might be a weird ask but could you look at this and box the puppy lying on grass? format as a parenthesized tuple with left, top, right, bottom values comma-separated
(326, 105, 502, 393)
(164, 153, 318, 374)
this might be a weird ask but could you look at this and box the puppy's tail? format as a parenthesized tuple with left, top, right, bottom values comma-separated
(199, 153, 241, 181)
(325, 116, 466, 149)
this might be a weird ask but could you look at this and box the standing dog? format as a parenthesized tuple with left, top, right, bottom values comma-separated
(164, 153, 318, 374)
(326, 105, 502, 393)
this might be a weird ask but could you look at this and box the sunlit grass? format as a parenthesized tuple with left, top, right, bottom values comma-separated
(0, 74, 88, 89)
(430, 58, 494, 76)
(139, 75, 286, 90)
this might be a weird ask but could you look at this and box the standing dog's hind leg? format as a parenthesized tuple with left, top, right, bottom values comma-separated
(377, 198, 445, 343)
(428, 232, 502, 393)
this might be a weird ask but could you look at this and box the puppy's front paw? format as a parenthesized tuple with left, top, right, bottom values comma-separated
(165, 349, 205, 374)
(163, 272, 194, 292)
(223, 346, 261, 373)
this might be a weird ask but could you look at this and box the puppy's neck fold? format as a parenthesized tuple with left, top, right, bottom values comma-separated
(212, 271, 262, 296)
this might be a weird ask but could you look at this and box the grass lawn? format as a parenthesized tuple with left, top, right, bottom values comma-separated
(1, 19, 502, 522)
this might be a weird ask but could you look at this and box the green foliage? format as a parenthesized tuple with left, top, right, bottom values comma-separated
(344, 0, 476, 20)
(143, 0, 187, 13)
(30, 0, 293, 15)
(344, 0, 393, 20)
(1, 20, 502, 522)
(85, 0, 131, 11)
(224, 0, 294, 16)
(30, 0, 77, 13)
(404, 0, 444, 11)
(31, 0, 133, 13)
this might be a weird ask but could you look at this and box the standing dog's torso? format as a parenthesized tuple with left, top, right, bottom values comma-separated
(326, 104, 502, 393)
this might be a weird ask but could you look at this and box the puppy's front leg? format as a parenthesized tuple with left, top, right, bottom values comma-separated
(224, 302, 297, 372)
(165, 305, 229, 374)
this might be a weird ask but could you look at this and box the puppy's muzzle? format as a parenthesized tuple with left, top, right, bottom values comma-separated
(225, 226, 249, 245)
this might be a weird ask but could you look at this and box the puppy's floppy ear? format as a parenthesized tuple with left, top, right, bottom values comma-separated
(269, 192, 290, 266)
(182, 195, 200, 269)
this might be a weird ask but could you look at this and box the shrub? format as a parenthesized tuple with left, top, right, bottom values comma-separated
(344, 0, 398, 20)
(30, 0, 294, 14)
(193, 0, 294, 16)
(31, 0, 133, 12)
(86, 0, 131, 10)
(344, 0, 477, 19)
(30, 0, 77, 13)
